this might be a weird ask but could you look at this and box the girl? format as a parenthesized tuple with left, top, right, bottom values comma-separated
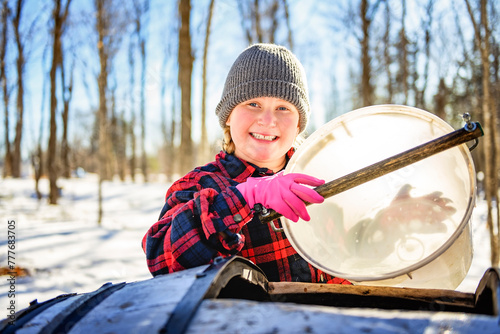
(142, 43, 350, 284)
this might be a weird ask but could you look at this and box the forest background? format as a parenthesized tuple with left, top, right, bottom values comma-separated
(1, 0, 499, 266)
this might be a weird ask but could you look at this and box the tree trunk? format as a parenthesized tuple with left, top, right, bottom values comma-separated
(418, 0, 434, 110)
(360, 0, 374, 107)
(253, 0, 263, 43)
(132, 0, 149, 182)
(1, 0, 11, 178)
(434, 78, 447, 121)
(465, 0, 499, 266)
(282, 0, 293, 50)
(481, 1, 500, 267)
(268, 0, 279, 44)
(60, 58, 74, 178)
(398, 0, 409, 105)
(159, 34, 170, 179)
(128, 36, 136, 182)
(140, 37, 147, 182)
(12, 0, 25, 178)
(238, 0, 288, 46)
(109, 84, 117, 176)
(200, 0, 214, 166)
(48, 0, 63, 204)
(117, 109, 127, 181)
(110, 85, 126, 182)
(47, 0, 71, 203)
(32, 144, 42, 200)
(382, 1, 392, 104)
(178, 0, 193, 175)
(96, 0, 109, 225)
(166, 88, 176, 181)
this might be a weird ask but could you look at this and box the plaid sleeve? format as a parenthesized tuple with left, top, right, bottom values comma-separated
(142, 172, 253, 276)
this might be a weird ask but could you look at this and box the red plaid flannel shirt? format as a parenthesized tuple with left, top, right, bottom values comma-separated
(142, 150, 350, 284)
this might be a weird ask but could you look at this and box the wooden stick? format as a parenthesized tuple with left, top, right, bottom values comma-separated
(268, 281, 475, 307)
(259, 122, 483, 223)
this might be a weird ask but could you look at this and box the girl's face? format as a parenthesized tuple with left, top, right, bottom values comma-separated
(226, 96, 300, 172)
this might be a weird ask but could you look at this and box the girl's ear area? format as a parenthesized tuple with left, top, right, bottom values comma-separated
(226, 113, 231, 126)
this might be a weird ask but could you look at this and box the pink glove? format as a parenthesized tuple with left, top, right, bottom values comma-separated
(236, 172, 325, 222)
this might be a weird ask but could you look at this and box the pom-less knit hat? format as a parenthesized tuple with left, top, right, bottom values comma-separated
(215, 43, 310, 133)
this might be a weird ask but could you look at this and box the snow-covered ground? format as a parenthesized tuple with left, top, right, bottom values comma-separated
(0, 173, 493, 315)
(0, 174, 165, 313)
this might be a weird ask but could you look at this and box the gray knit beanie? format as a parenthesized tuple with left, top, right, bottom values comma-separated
(215, 43, 310, 133)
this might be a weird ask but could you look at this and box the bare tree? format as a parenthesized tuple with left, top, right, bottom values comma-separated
(96, 0, 109, 224)
(161, 88, 177, 180)
(433, 77, 447, 121)
(157, 4, 177, 181)
(60, 57, 74, 178)
(48, 0, 72, 204)
(108, 80, 118, 179)
(11, 0, 25, 178)
(169, 90, 176, 177)
(117, 108, 127, 181)
(199, 0, 215, 166)
(139, 9, 147, 182)
(33, 69, 48, 200)
(106, 74, 127, 182)
(131, 0, 149, 182)
(395, 0, 409, 105)
(359, 0, 380, 107)
(127, 31, 136, 182)
(178, 0, 193, 175)
(109, 77, 127, 182)
(416, 0, 434, 110)
(465, 0, 500, 266)
(1, 0, 11, 178)
(32, 31, 54, 200)
(282, 0, 293, 50)
(159, 31, 172, 179)
(448, 1, 478, 119)
(381, 0, 393, 103)
(95, 0, 126, 224)
(159, 73, 169, 175)
(237, 0, 292, 48)
(160, 86, 177, 181)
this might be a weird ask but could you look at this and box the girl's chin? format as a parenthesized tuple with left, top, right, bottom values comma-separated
(235, 145, 289, 165)
(248, 149, 277, 160)
(248, 152, 287, 165)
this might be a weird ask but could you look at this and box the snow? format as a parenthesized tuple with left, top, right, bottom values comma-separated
(0, 174, 164, 312)
(0, 174, 493, 315)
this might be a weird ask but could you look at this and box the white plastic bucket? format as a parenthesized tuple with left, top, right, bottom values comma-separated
(283, 105, 476, 289)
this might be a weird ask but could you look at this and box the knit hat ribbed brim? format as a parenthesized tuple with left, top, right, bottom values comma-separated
(215, 43, 310, 133)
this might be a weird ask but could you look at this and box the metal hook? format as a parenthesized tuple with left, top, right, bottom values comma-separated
(270, 220, 284, 233)
(468, 139, 479, 152)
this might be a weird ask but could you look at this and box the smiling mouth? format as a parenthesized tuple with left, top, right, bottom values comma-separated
(251, 133, 277, 141)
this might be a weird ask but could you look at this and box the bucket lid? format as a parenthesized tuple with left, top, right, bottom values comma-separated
(283, 105, 476, 282)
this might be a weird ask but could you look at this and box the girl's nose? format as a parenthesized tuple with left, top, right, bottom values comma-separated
(257, 108, 276, 127)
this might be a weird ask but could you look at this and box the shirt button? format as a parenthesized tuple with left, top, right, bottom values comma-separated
(233, 214, 243, 223)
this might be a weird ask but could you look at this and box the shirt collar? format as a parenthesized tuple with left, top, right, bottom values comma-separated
(216, 148, 296, 182)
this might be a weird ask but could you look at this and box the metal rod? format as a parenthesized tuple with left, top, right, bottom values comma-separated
(259, 122, 484, 224)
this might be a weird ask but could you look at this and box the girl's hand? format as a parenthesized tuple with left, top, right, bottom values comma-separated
(236, 172, 325, 222)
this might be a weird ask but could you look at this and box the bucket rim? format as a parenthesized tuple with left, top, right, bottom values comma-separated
(283, 104, 477, 282)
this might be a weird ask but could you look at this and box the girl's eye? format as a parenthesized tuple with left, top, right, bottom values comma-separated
(248, 102, 259, 107)
(277, 106, 289, 111)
